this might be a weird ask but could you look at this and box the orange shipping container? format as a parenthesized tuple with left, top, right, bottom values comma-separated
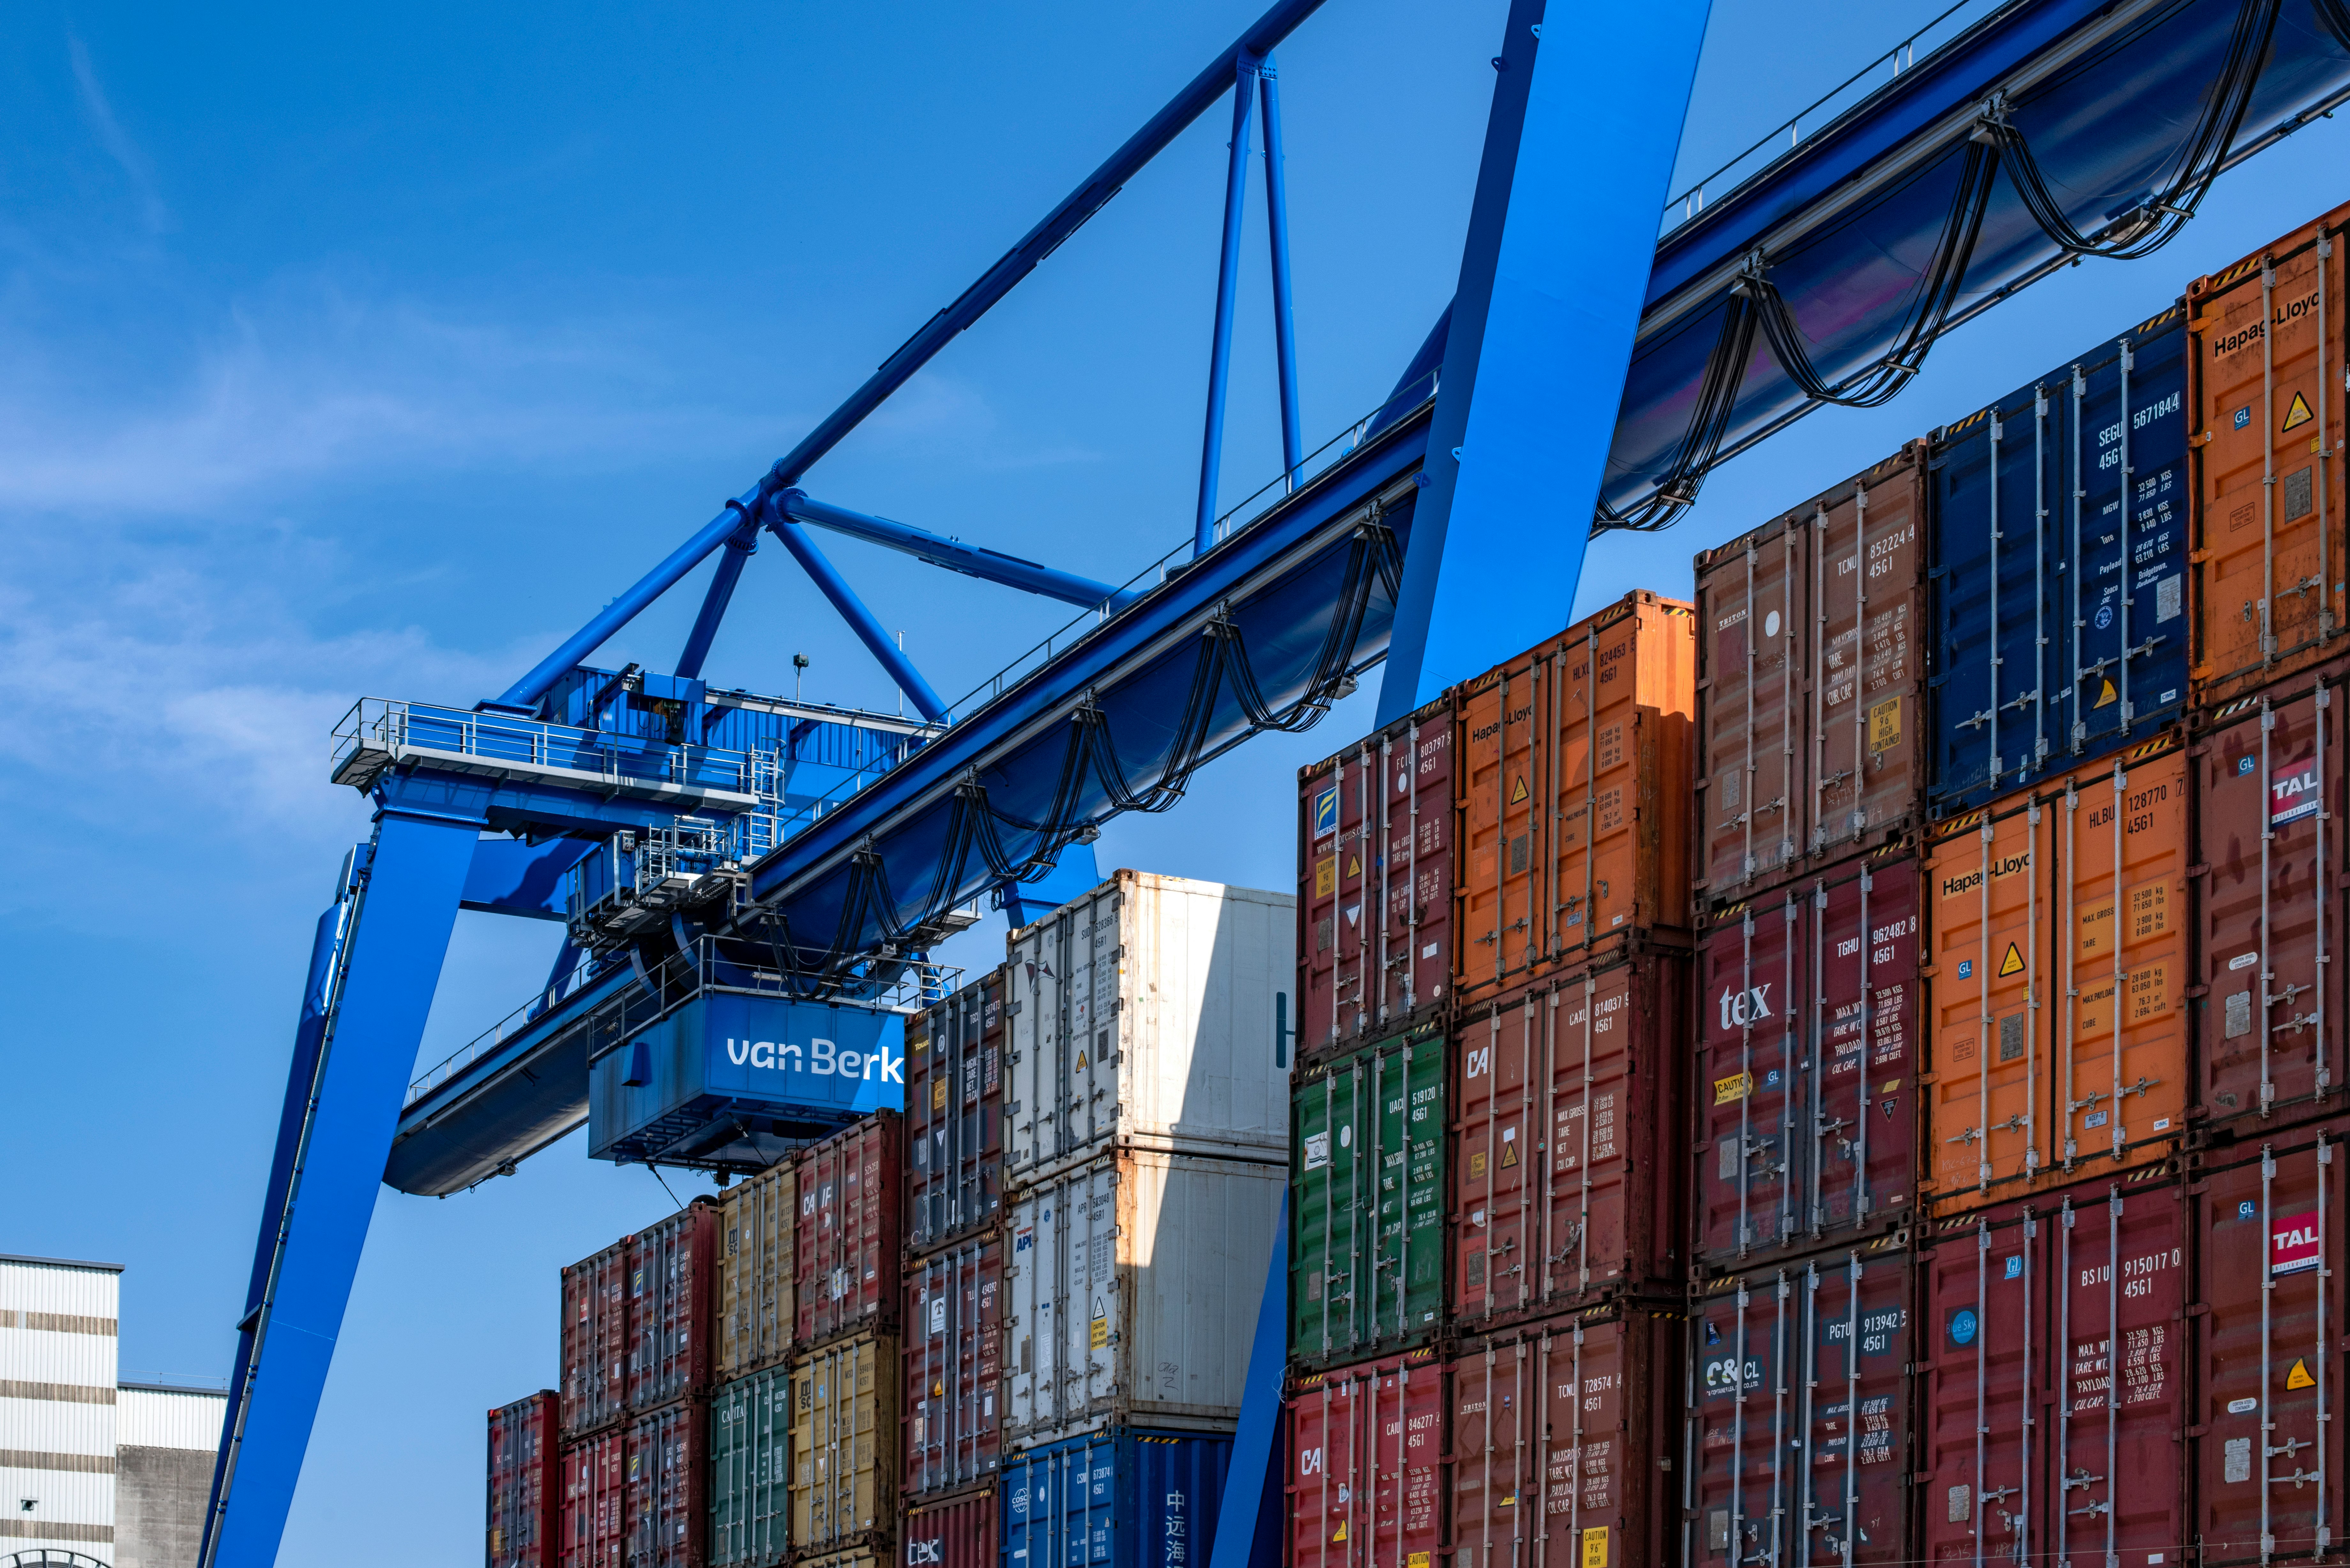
(2189, 202, 2348, 706)
(1922, 737, 2189, 1219)
(1453, 591, 1694, 1006)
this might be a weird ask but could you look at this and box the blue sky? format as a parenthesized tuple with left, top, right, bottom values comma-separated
(6, 3, 2349, 1562)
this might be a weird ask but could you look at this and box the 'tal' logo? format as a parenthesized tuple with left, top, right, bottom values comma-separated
(1717, 984, 1771, 1031)
(2273, 762, 2322, 829)
(2271, 1209, 2322, 1276)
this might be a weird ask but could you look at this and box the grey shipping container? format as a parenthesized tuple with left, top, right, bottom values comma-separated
(1004, 1148, 1284, 1448)
(1004, 871, 1293, 1182)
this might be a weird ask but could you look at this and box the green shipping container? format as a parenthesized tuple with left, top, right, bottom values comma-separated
(1289, 1019, 1448, 1365)
(709, 1366, 791, 1568)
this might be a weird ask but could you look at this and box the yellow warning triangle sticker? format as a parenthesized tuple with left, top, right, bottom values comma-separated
(1074, 1052, 1088, 1072)
(2094, 678, 2118, 710)
(1347, 854, 1361, 878)
(2284, 390, 2315, 432)
(2288, 1357, 2317, 1390)
(1509, 775, 1529, 805)
(1998, 942, 2026, 978)
(1332, 1523, 1348, 1543)
(933, 1379, 945, 1397)
(1500, 1141, 1519, 1168)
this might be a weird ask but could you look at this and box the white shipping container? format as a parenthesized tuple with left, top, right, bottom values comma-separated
(1003, 1148, 1282, 1449)
(1004, 871, 1293, 1180)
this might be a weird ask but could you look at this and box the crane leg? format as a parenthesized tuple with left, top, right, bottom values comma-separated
(202, 809, 479, 1568)
(1378, 0, 1713, 720)
(1207, 1192, 1290, 1568)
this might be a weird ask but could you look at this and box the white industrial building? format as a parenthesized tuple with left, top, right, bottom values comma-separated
(1, 1255, 226, 1568)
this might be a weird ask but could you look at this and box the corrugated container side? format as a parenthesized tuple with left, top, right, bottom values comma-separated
(557, 1430, 627, 1568)
(709, 1366, 790, 1568)
(1923, 737, 2189, 1219)
(1692, 853, 1921, 1273)
(1452, 949, 1688, 1325)
(906, 1487, 997, 1568)
(561, 1239, 632, 1438)
(1285, 1350, 1447, 1568)
(630, 1200, 717, 1410)
(2189, 201, 2350, 707)
(2192, 665, 2350, 1132)
(1297, 695, 1456, 1059)
(907, 970, 1006, 1256)
(1004, 1148, 1284, 1446)
(1913, 1164, 2186, 1568)
(489, 1390, 560, 1568)
(623, 1399, 706, 1568)
(1692, 447, 1929, 903)
(1004, 871, 1296, 1180)
(1290, 1021, 1449, 1367)
(717, 1159, 795, 1380)
(1929, 308, 2192, 811)
(2186, 1118, 2347, 1567)
(1683, 1238, 1914, 1568)
(1450, 1303, 1677, 1568)
(797, 1112, 904, 1346)
(1003, 1429, 1231, 1568)
(1453, 590, 1695, 1004)
(792, 1331, 900, 1549)
(904, 1234, 1002, 1498)
(799, 1549, 884, 1568)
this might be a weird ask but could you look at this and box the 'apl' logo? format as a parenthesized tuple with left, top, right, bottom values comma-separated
(2271, 1209, 2322, 1276)
(2272, 762, 2322, 829)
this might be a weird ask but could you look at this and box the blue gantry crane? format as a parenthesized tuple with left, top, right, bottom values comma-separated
(200, 0, 2350, 1561)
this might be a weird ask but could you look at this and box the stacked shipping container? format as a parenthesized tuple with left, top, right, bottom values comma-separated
(1289, 590, 1699, 1568)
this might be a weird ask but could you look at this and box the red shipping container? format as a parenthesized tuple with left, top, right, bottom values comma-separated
(797, 1112, 904, 1344)
(562, 1237, 633, 1438)
(2187, 1120, 2348, 1568)
(557, 1429, 627, 1568)
(1692, 853, 1921, 1272)
(1297, 695, 1456, 1058)
(1287, 1348, 1447, 1568)
(904, 1487, 997, 1568)
(2193, 667, 2350, 1133)
(1685, 1237, 1913, 1568)
(629, 1200, 717, 1411)
(1449, 1303, 1678, 1568)
(907, 972, 1005, 1256)
(903, 1234, 1002, 1501)
(489, 1390, 559, 1568)
(625, 1400, 708, 1568)
(1452, 949, 1687, 1325)
(1913, 1165, 2187, 1568)
(1692, 446, 1930, 905)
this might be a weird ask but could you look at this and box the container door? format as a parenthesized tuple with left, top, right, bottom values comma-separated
(1289, 1358, 1445, 1568)
(1928, 797, 2050, 1208)
(1699, 895, 1810, 1262)
(1546, 968, 1640, 1303)
(1917, 1205, 2042, 1568)
(1455, 1321, 1650, 1568)
(1006, 894, 1096, 1177)
(2191, 1130, 2343, 1567)
(1392, 705, 1454, 1027)
(1818, 462, 1924, 865)
(1004, 1182, 1064, 1441)
(1459, 652, 1552, 1000)
(1291, 1060, 1369, 1361)
(1546, 606, 1679, 966)
(1068, 1160, 1122, 1431)
(2192, 221, 2346, 705)
(1701, 522, 1809, 895)
(1317, 736, 1379, 1046)
(2197, 677, 2346, 1128)
(1456, 988, 1544, 1323)
(1300, 752, 1348, 1051)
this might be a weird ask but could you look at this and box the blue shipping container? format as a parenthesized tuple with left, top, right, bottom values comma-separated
(1928, 305, 2190, 811)
(1002, 1430, 1231, 1568)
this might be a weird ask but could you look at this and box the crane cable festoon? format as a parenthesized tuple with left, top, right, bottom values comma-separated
(1593, 0, 2284, 536)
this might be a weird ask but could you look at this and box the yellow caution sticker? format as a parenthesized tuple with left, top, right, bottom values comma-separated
(1315, 856, 1336, 898)
(1714, 1071, 1754, 1105)
(1868, 696, 1901, 754)
(1581, 1527, 1611, 1568)
(2095, 678, 2118, 710)
(1074, 1052, 1088, 1072)
(933, 1378, 945, 1398)
(1089, 1314, 1109, 1349)
(1468, 1150, 1487, 1180)
(2288, 1357, 2317, 1390)
(2285, 390, 2316, 432)
(1998, 942, 2026, 978)
(1509, 775, 1529, 805)
(1410, 1556, 1430, 1568)
(1332, 1523, 1347, 1544)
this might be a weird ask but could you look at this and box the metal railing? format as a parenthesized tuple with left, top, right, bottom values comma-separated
(1662, 0, 2013, 235)
(405, 936, 961, 1108)
(333, 697, 777, 803)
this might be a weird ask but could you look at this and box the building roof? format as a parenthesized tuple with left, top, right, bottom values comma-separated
(0, 1252, 125, 1273)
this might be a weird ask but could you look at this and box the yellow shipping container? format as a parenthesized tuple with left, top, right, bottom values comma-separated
(1923, 736, 2190, 1220)
(717, 1159, 795, 1378)
(791, 1332, 899, 1548)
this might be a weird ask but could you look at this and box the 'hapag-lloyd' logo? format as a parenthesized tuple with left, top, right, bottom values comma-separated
(725, 1035, 904, 1083)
